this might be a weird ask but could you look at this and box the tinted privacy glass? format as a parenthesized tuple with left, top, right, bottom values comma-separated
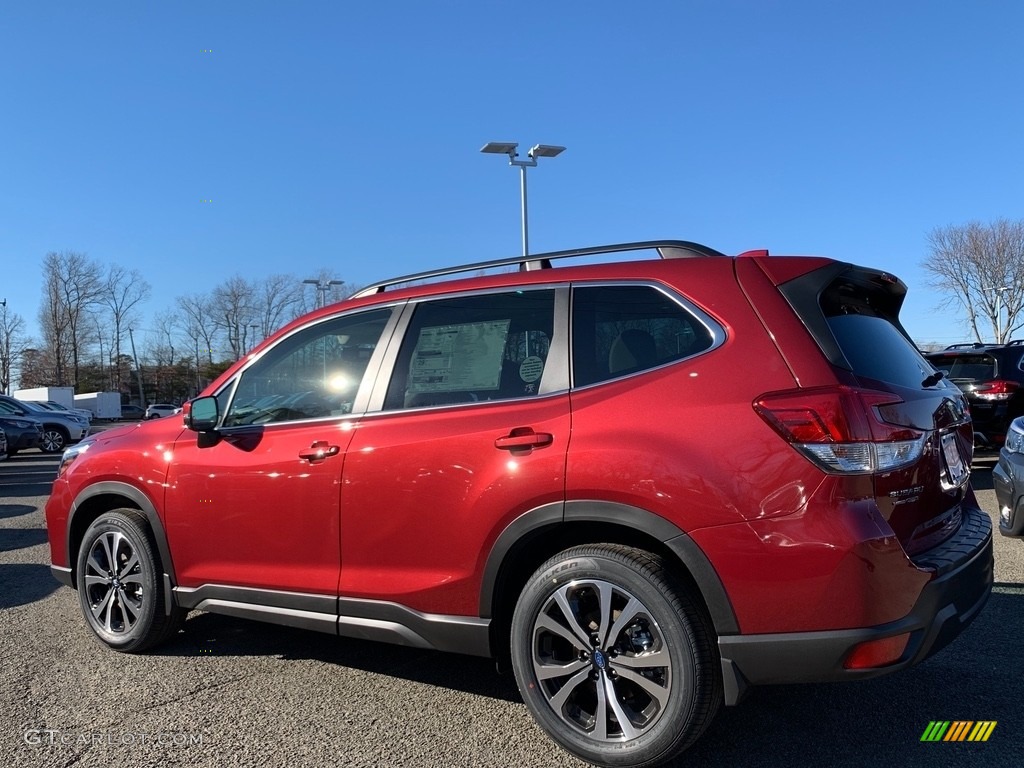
(827, 315, 933, 389)
(385, 290, 555, 409)
(223, 309, 392, 426)
(571, 285, 714, 387)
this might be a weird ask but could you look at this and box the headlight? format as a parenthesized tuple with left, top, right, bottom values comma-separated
(57, 441, 92, 477)
(1005, 419, 1024, 455)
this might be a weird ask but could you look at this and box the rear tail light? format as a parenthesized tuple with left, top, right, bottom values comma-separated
(754, 386, 925, 474)
(972, 380, 1018, 401)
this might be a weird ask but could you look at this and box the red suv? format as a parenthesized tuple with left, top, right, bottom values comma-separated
(46, 242, 992, 767)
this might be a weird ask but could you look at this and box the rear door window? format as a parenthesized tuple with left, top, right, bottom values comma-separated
(571, 284, 715, 387)
(384, 289, 556, 409)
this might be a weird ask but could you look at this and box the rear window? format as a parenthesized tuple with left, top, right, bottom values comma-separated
(925, 354, 997, 381)
(826, 315, 934, 389)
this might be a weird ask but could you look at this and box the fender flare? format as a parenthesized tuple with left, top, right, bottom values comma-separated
(479, 499, 739, 635)
(66, 481, 177, 588)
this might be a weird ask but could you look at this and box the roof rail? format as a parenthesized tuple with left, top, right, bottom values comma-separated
(349, 240, 728, 299)
(943, 342, 988, 350)
(1006, 339, 1024, 346)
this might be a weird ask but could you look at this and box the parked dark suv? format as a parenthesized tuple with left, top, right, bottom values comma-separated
(923, 341, 1024, 449)
(46, 241, 993, 767)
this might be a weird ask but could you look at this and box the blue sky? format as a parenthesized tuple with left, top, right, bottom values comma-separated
(2, 0, 1022, 348)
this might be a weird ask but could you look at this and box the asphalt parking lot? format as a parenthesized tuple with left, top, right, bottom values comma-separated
(1, 450, 1021, 768)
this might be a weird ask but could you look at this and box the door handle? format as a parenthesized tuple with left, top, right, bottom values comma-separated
(299, 441, 341, 462)
(494, 428, 553, 451)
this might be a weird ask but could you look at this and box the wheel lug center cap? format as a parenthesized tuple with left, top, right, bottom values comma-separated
(592, 649, 608, 670)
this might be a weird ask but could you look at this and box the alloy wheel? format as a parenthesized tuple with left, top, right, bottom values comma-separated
(41, 429, 66, 452)
(531, 578, 672, 742)
(83, 530, 145, 635)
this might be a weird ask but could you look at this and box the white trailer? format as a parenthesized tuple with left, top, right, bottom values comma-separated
(14, 386, 75, 409)
(74, 392, 123, 419)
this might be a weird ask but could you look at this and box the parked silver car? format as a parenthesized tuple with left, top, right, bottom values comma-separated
(0, 395, 89, 453)
(32, 400, 94, 423)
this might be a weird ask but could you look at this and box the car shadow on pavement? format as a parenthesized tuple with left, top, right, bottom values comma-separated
(0, 503, 37, 520)
(0, 563, 61, 608)
(158, 611, 524, 703)
(0, 527, 49, 553)
(151, 583, 1024, 755)
(971, 465, 995, 492)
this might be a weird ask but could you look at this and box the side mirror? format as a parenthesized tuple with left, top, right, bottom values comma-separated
(185, 396, 219, 432)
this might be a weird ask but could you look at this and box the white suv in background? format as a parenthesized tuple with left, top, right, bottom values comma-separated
(145, 403, 181, 419)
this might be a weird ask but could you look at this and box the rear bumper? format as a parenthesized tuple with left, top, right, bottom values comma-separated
(717, 505, 993, 705)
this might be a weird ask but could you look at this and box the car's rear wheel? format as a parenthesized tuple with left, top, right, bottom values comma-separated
(76, 510, 185, 652)
(511, 545, 721, 768)
(40, 426, 69, 453)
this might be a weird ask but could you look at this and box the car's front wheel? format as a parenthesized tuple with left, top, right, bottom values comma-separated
(511, 545, 722, 768)
(76, 510, 185, 652)
(40, 426, 69, 453)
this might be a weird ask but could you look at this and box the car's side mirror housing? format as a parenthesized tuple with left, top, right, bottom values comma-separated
(185, 396, 219, 433)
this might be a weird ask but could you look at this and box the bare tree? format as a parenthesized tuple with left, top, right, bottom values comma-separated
(40, 251, 104, 385)
(253, 274, 304, 340)
(103, 265, 151, 393)
(177, 293, 219, 366)
(19, 347, 55, 389)
(39, 266, 73, 385)
(0, 305, 28, 394)
(212, 276, 256, 359)
(923, 219, 1024, 343)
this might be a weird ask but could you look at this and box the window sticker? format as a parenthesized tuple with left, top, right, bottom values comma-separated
(408, 320, 511, 393)
(519, 355, 544, 383)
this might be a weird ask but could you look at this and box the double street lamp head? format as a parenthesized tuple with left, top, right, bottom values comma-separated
(480, 142, 566, 166)
(480, 140, 565, 258)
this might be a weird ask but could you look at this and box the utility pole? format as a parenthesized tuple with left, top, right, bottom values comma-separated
(128, 327, 145, 406)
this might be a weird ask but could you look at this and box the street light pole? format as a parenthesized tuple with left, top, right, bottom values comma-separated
(480, 142, 565, 257)
(303, 279, 346, 309)
(983, 285, 1011, 342)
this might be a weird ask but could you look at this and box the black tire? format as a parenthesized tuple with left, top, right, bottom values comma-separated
(76, 510, 185, 652)
(40, 426, 69, 453)
(511, 545, 722, 768)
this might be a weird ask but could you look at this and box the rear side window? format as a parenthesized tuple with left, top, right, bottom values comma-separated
(572, 285, 714, 387)
(385, 290, 555, 409)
